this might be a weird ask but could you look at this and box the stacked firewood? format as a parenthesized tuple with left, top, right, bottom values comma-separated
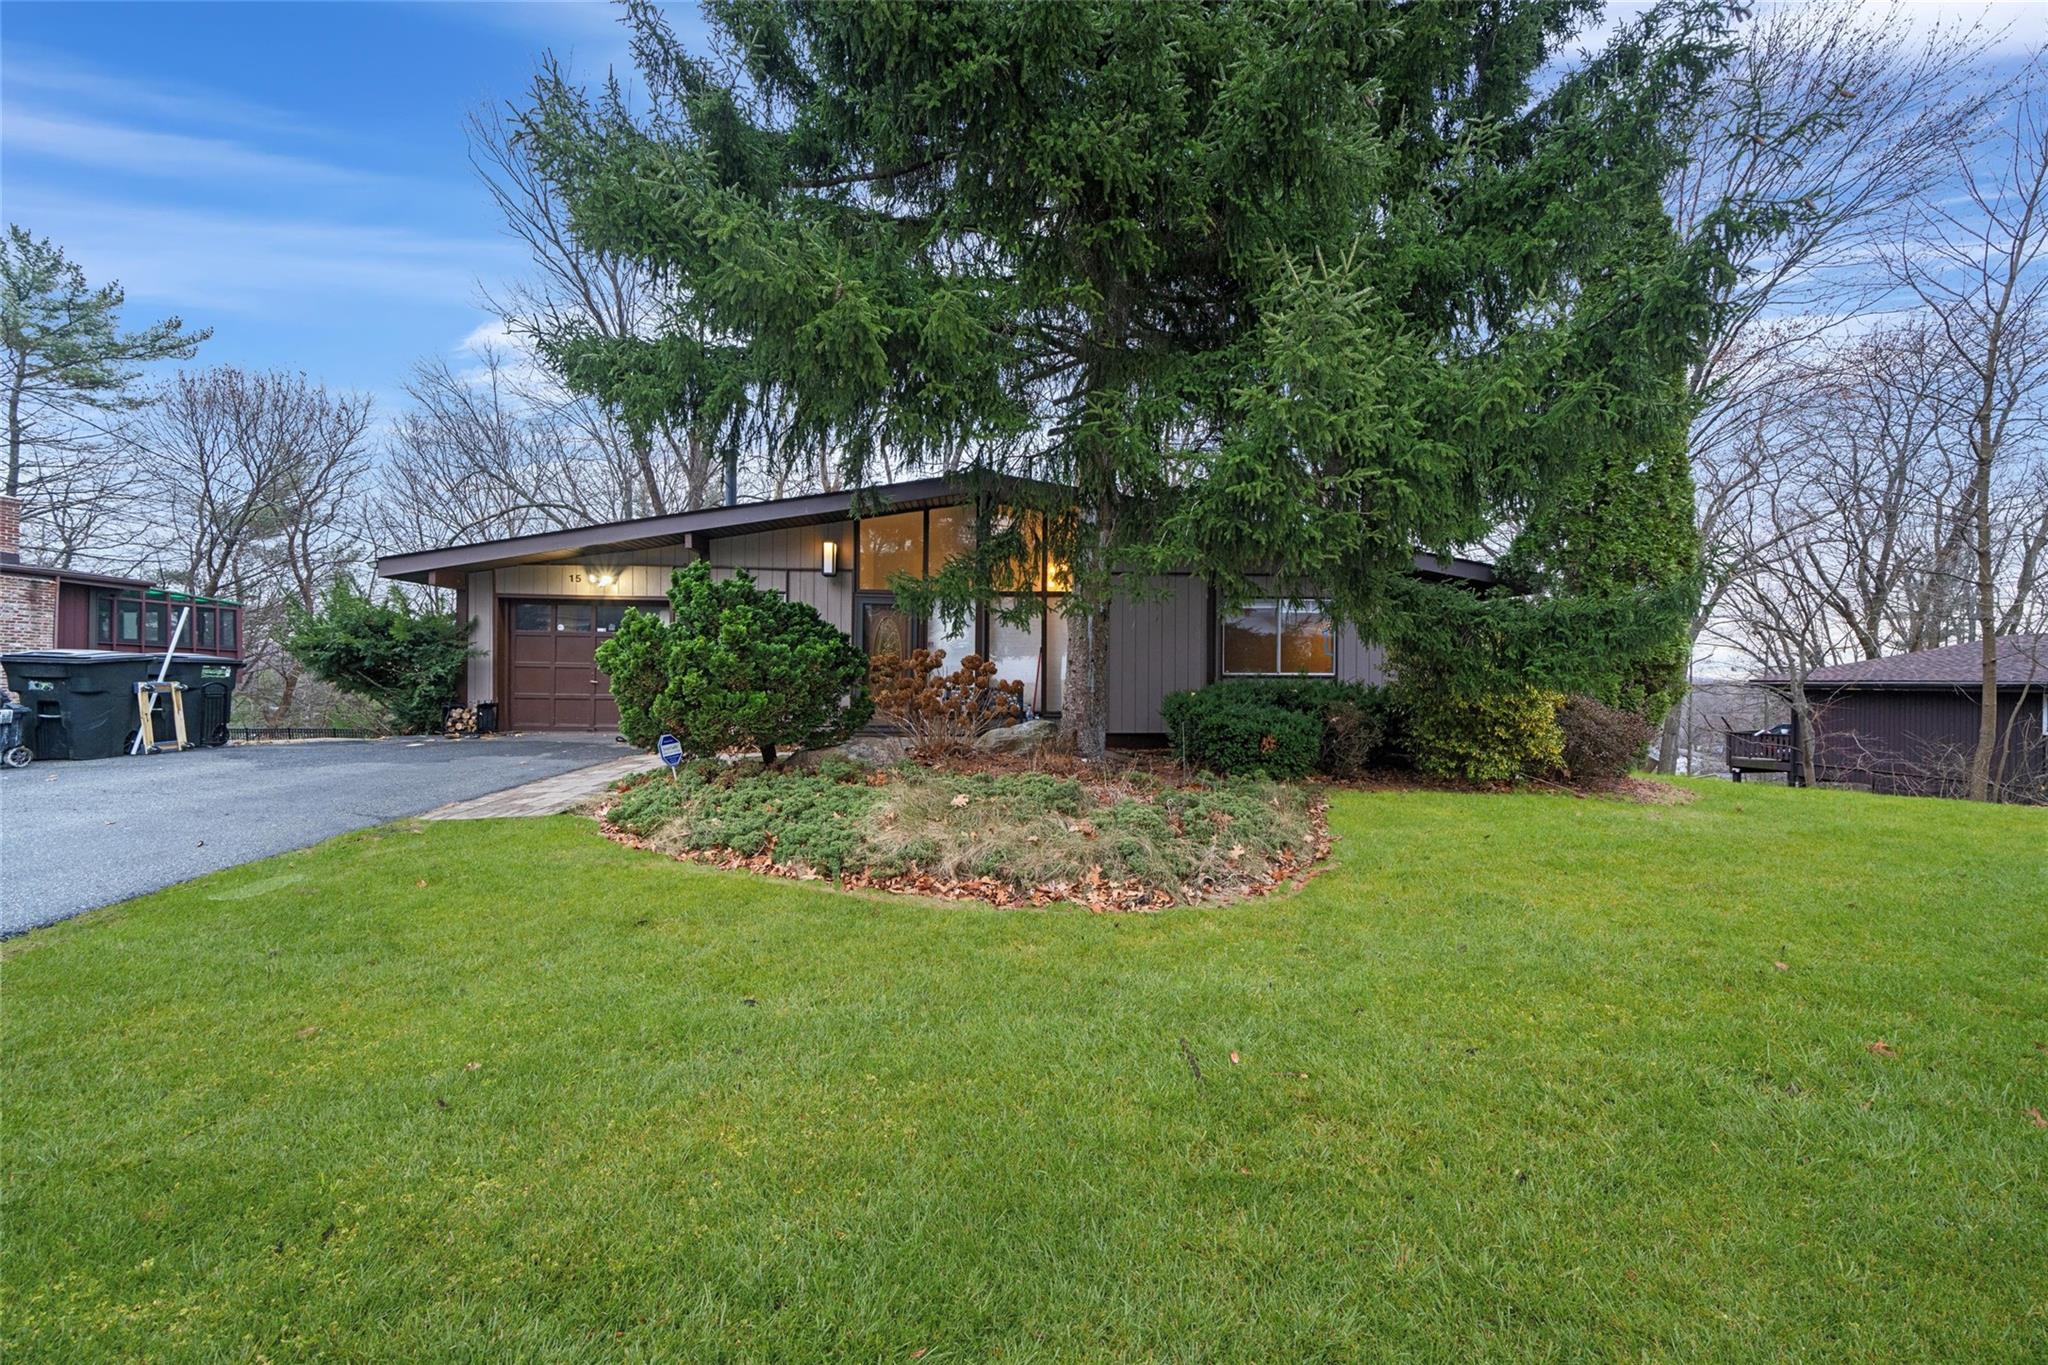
(444, 705, 484, 737)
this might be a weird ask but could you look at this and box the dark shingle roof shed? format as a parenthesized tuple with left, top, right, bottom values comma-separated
(1762, 635, 2048, 690)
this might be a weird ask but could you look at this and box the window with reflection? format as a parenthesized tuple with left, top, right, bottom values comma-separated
(927, 505, 975, 572)
(858, 510, 925, 589)
(556, 603, 595, 634)
(1223, 600, 1335, 676)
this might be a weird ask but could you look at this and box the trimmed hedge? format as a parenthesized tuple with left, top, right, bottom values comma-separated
(1163, 678, 1393, 779)
(1162, 689, 1320, 778)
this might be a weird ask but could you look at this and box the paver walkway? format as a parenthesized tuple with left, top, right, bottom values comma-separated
(422, 753, 659, 819)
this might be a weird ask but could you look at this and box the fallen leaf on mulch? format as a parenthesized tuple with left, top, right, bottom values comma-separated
(1867, 1040, 1898, 1058)
(949, 793, 970, 807)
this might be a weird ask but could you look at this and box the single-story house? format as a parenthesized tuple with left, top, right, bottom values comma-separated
(0, 494, 245, 693)
(375, 476, 1493, 741)
(1735, 635, 2047, 800)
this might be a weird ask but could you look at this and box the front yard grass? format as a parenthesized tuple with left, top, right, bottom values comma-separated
(3, 781, 2044, 1361)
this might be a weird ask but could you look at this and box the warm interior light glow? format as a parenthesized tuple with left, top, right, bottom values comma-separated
(821, 539, 840, 576)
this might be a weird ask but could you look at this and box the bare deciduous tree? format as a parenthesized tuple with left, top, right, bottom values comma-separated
(134, 367, 375, 721)
(472, 107, 723, 513)
(1887, 83, 2048, 800)
(1659, 0, 1999, 768)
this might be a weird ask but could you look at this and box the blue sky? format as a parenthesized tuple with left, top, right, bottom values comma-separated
(0, 1, 706, 410)
(2, 1, 2038, 418)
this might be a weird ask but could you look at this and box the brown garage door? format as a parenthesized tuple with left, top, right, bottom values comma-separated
(504, 600, 650, 731)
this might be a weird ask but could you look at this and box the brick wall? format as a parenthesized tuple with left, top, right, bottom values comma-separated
(0, 570, 57, 693)
(0, 493, 21, 563)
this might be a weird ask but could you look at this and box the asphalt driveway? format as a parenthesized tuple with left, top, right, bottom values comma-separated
(0, 735, 630, 935)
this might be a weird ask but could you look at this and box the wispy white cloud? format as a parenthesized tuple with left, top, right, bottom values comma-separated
(7, 190, 524, 318)
(0, 44, 342, 141)
(1, 108, 393, 187)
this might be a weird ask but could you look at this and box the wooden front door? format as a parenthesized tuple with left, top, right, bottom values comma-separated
(504, 600, 645, 730)
(856, 595, 920, 659)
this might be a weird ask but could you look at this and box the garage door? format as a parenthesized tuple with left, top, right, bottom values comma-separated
(504, 600, 647, 731)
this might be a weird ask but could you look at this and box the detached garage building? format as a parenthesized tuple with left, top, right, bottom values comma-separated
(375, 477, 1491, 740)
(1747, 635, 2048, 801)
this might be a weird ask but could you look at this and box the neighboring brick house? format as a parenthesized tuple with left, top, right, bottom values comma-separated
(0, 494, 244, 694)
(0, 495, 150, 693)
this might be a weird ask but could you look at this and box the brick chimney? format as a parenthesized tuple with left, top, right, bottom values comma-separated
(0, 494, 19, 565)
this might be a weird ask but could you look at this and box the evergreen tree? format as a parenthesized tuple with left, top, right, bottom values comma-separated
(2, 226, 208, 549)
(520, 0, 1733, 755)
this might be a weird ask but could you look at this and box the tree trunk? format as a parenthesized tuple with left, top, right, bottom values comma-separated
(271, 669, 300, 726)
(1655, 705, 1683, 775)
(1059, 597, 1111, 760)
(5, 349, 26, 498)
(1968, 429, 1997, 801)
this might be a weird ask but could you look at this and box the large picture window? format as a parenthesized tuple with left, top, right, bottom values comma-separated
(1222, 599, 1335, 676)
(857, 510, 925, 590)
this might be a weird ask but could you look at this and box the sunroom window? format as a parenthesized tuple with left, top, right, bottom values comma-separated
(1222, 599, 1335, 676)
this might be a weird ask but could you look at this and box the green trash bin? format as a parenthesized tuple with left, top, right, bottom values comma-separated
(0, 651, 242, 760)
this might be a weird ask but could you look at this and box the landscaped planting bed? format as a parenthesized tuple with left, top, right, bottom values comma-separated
(599, 757, 1328, 911)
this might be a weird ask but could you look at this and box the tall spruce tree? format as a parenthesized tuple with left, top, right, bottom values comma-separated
(521, 0, 1732, 756)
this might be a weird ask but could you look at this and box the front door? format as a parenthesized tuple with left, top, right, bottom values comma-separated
(505, 600, 644, 730)
(857, 596, 920, 660)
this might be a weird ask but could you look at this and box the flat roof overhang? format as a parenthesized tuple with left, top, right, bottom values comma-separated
(375, 474, 1499, 591)
(375, 478, 964, 585)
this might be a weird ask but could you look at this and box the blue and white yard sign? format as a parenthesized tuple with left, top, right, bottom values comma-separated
(656, 734, 684, 770)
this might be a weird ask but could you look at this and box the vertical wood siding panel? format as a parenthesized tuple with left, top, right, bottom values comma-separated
(467, 570, 496, 703)
(1108, 575, 1208, 733)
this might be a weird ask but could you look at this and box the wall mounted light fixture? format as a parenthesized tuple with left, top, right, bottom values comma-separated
(821, 539, 840, 577)
(592, 572, 616, 587)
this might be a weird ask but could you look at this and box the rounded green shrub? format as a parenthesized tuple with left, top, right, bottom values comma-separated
(1163, 690, 1321, 779)
(595, 561, 873, 762)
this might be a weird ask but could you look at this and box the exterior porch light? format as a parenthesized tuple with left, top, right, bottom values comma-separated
(592, 572, 615, 587)
(821, 539, 840, 577)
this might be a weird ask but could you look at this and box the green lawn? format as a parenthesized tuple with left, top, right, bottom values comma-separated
(4, 782, 2044, 1361)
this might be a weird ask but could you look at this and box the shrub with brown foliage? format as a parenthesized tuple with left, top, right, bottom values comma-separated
(1556, 694, 1653, 782)
(868, 648, 1025, 757)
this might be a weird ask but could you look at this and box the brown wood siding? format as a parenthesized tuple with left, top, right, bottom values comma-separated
(54, 582, 92, 649)
(491, 546, 698, 599)
(1810, 688, 2047, 797)
(710, 522, 853, 632)
(1107, 575, 1211, 734)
